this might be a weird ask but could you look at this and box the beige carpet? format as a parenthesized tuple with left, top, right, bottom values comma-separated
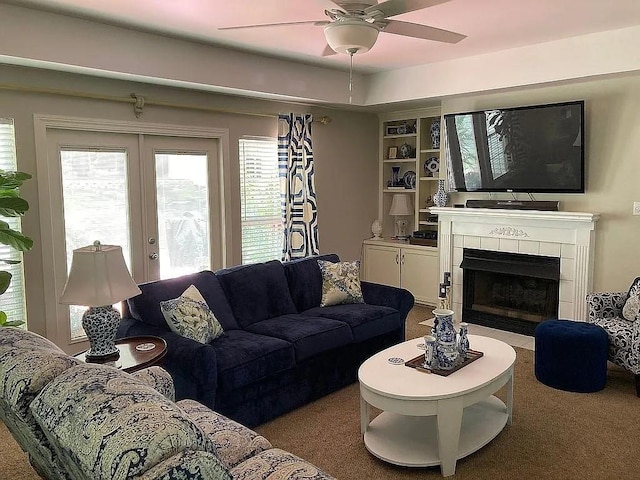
(3, 305, 639, 479)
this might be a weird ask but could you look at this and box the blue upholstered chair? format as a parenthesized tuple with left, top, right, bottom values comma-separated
(586, 278, 640, 397)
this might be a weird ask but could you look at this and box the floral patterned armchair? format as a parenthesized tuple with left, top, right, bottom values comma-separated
(586, 279, 640, 396)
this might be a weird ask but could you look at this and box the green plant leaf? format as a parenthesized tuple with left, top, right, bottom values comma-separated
(2, 320, 25, 327)
(0, 225, 33, 251)
(0, 271, 11, 295)
(0, 311, 6, 325)
(0, 196, 29, 217)
(0, 171, 32, 189)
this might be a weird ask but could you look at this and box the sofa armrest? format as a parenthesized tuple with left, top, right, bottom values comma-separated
(361, 281, 415, 318)
(136, 450, 231, 480)
(131, 366, 175, 401)
(118, 318, 218, 409)
(586, 291, 627, 323)
(230, 449, 335, 480)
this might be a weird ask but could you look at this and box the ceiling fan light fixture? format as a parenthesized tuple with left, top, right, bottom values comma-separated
(324, 20, 379, 55)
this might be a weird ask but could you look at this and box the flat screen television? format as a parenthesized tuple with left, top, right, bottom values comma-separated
(443, 100, 584, 193)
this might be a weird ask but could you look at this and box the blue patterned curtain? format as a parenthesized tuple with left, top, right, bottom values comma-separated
(278, 113, 319, 261)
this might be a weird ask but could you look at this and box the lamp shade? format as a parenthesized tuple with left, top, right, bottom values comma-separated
(59, 243, 141, 307)
(324, 21, 379, 54)
(389, 194, 413, 216)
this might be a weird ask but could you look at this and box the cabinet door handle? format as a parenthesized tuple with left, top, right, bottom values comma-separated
(395, 253, 399, 265)
(401, 254, 405, 265)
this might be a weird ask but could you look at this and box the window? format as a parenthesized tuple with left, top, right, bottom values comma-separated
(0, 119, 27, 326)
(239, 137, 283, 264)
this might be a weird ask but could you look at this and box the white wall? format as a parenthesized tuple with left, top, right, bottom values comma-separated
(0, 65, 378, 339)
(441, 73, 640, 293)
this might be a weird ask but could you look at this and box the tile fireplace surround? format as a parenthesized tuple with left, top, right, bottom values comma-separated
(431, 207, 600, 325)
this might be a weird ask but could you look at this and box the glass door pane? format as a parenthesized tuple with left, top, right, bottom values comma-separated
(60, 148, 131, 340)
(154, 152, 210, 279)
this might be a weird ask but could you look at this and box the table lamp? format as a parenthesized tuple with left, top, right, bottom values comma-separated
(389, 193, 413, 239)
(59, 241, 141, 360)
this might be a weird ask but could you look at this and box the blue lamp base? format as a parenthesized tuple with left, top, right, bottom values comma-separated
(82, 305, 121, 360)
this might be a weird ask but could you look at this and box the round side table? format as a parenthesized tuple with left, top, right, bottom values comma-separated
(74, 336, 167, 373)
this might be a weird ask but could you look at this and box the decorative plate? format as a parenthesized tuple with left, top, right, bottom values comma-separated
(387, 357, 405, 365)
(399, 143, 412, 159)
(135, 342, 156, 351)
(424, 156, 439, 176)
(403, 170, 416, 189)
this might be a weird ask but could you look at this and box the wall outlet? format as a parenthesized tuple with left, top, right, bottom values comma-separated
(634, 202, 640, 216)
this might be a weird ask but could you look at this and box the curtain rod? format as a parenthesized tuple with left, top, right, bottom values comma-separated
(0, 83, 332, 125)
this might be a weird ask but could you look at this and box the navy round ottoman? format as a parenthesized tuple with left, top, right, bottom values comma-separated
(534, 319, 608, 393)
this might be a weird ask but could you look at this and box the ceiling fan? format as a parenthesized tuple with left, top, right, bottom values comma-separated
(219, 0, 466, 57)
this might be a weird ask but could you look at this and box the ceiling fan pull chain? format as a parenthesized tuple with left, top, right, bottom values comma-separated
(348, 47, 357, 104)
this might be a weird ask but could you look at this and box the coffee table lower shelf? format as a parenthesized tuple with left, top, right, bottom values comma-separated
(363, 396, 508, 468)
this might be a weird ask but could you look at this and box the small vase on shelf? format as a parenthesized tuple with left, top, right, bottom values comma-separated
(431, 118, 441, 149)
(391, 166, 401, 186)
(433, 180, 448, 207)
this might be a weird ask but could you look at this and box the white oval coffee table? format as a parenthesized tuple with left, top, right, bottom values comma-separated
(358, 335, 515, 477)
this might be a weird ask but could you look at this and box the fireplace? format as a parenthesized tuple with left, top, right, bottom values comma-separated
(431, 207, 599, 330)
(461, 248, 560, 335)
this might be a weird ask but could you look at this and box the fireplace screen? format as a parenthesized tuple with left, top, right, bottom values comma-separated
(461, 248, 560, 335)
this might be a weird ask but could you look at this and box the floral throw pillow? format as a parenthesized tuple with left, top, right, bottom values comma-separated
(317, 260, 364, 307)
(622, 277, 640, 322)
(160, 285, 224, 344)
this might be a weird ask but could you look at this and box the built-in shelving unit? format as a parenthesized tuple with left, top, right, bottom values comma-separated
(361, 108, 444, 305)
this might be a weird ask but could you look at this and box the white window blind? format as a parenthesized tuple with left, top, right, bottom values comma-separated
(0, 118, 27, 325)
(239, 137, 283, 264)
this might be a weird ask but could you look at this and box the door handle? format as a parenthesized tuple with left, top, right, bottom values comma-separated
(401, 254, 405, 265)
(395, 253, 399, 265)
(149, 252, 158, 260)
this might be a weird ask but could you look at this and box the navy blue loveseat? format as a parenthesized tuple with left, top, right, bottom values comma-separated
(117, 254, 414, 427)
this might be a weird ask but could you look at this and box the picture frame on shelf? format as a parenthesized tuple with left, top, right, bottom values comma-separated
(388, 146, 398, 159)
(385, 125, 400, 136)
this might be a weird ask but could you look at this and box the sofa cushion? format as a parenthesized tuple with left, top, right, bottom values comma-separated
(213, 330, 295, 392)
(127, 270, 239, 331)
(216, 260, 297, 328)
(622, 276, 640, 322)
(283, 254, 340, 312)
(318, 260, 364, 307)
(30, 363, 226, 480)
(246, 314, 353, 362)
(177, 399, 272, 469)
(160, 285, 224, 344)
(231, 448, 335, 480)
(0, 336, 81, 422)
(303, 303, 401, 343)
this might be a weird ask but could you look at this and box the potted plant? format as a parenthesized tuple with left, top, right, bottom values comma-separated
(0, 170, 33, 327)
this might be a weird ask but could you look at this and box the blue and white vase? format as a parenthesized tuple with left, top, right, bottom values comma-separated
(431, 118, 441, 149)
(436, 341, 459, 370)
(433, 180, 448, 207)
(458, 322, 470, 359)
(432, 308, 458, 370)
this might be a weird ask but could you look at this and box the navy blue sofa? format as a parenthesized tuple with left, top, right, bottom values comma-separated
(117, 254, 414, 427)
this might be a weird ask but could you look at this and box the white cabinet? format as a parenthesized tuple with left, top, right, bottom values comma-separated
(363, 240, 439, 306)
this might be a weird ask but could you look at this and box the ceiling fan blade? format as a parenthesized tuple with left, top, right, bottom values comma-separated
(322, 44, 338, 56)
(219, 20, 328, 31)
(383, 19, 466, 43)
(366, 0, 451, 19)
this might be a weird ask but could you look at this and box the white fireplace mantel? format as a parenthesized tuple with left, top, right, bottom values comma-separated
(431, 207, 600, 323)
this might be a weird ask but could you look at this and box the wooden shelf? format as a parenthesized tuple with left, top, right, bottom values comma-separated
(384, 189, 416, 193)
(384, 133, 417, 139)
(384, 158, 417, 163)
(419, 176, 440, 181)
(420, 148, 440, 154)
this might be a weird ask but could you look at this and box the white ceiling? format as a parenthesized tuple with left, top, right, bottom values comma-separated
(9, 0, 640, 74)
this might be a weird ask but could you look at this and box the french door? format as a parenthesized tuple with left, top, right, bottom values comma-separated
(40, 123, 227, 351)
